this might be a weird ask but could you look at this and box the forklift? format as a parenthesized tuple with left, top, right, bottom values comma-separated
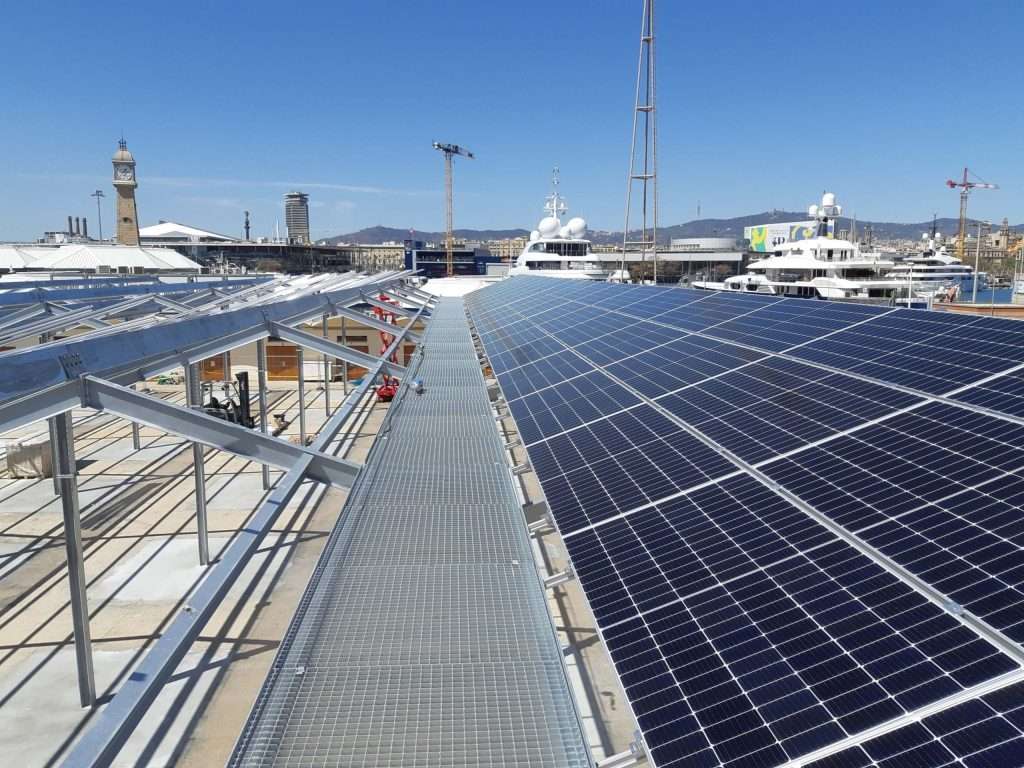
(200, 372, 256, 427)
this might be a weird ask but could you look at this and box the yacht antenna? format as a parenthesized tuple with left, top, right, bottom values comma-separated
(544, 166, 567, 220)
(620, 0, 658, 283)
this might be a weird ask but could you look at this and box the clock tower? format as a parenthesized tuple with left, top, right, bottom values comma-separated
(112, 139, 140, 246)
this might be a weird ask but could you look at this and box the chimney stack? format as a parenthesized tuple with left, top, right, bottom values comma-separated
(244, 210, 251, 241)
(82, 218, 88, 239)
(67, 215, 74, 235)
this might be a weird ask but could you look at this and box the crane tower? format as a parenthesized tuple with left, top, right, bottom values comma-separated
(432, 142, 475, 277)
(946, 167, 998, 259)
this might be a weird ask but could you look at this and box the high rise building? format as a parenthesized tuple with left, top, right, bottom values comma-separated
(112, 139, 140, 246)
(284, 191, 310, 244)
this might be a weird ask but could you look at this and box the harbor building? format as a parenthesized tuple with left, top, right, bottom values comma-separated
(139, 220, 237, 245)
(402, 238, 500, 277)
(284, 191, 310, 244)
(668, 235, 746, 282)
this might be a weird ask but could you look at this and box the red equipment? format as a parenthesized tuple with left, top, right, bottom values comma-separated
(376, 374, 399, 402)
(373, 293, 402, 402)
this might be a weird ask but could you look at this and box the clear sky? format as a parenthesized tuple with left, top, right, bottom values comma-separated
(1, 0, 1021, 241)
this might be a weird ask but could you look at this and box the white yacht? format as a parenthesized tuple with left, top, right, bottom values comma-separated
(696, 193, 902, 300)
(509, 171, 616, 281)
(886, 237, 988, 296)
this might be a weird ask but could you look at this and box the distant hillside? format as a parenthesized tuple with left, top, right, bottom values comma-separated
(330, 216, 1020, 245)
(327, 226, 530, 245)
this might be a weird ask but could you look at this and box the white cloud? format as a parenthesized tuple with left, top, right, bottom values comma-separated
(146, 175, 435, 197)
(16, 172, 437, 198)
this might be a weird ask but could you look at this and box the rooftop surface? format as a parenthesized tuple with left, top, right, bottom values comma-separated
(229, 298, 591, 766)
(6, 273, 1024, 768)
(466, 276, 1024, 768)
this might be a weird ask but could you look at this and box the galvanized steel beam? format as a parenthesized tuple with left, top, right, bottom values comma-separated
(0, 272, 408, 410)
(256, 338, 271, 490)
(183, 364, 210, 566)
(268, 322, 407, 378)
(0, 276, 273, 308)
(60, 298, 428, 768)
(54, 410, 96, 708)
(297, 347, 307, 445)
(361, 293, 416, 318)
(78, 376, 362, 488)
(332, 305, 421, 342)
(322, 314, 331, 415)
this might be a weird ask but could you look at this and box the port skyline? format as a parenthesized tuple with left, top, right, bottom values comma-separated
(1, 1, 1021, 241)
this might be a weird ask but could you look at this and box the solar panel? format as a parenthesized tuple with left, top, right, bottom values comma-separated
(466, 276, 1024, 767)
(953, 369, 1024, 419)
(804, 679, 1024, 767)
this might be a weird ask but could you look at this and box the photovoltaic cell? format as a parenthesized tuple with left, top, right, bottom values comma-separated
(530, 405, 735, 533)
(464, 276, 1024, 768)
(596, 530, 1014, 767)
(761, 403, 1024, 641)
(786, 311, 1024, 395)
(805, 680, 1024, 767)
(953, 369, 1024, 419)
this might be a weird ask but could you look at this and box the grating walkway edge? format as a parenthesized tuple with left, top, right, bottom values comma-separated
(228, 298, 592, 768)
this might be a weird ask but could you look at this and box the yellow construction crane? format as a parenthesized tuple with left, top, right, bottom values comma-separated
(432, 142, 475, 277)
(946, 167, 998, 259)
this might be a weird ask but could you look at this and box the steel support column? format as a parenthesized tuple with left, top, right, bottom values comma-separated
(130, 384, 141, 450)
(297, 347, 307, 445)
(322, 313, 331, 415)
(48, 416, 61, 495)
(341, 316, 348, 395)
(54, 410, 96, 708)
(184, 364, 210, 566)
(257, 339, 270, 490)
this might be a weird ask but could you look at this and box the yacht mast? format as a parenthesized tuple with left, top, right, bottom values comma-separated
(621, 0, 658, 283)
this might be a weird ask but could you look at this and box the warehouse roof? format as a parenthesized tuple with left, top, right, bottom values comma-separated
(28, 244, 201, 271)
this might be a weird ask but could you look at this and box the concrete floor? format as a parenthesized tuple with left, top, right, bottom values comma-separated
(0, 380, 385, 767)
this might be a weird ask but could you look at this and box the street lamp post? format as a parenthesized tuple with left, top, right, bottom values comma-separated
(972, 220, 989, 304)
(90, 190, 105, 241)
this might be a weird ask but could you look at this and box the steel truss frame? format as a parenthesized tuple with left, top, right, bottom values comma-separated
(0, 271, 435, 767)
(61, 297, 429, 767)
(0, 275, 273, 308)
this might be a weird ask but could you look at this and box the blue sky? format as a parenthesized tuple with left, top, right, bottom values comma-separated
(1, 0, 1021, 241)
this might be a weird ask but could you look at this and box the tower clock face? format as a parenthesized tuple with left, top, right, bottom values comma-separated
(116, 165, 134, 181)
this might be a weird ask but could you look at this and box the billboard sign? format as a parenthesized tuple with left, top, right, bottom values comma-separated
(744, 220, 834, 252)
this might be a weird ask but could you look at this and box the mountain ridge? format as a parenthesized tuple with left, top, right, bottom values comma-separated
(328, 215, 1020, 246)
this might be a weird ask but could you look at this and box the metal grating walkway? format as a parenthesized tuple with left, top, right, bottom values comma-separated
(229, 299, 591, 768)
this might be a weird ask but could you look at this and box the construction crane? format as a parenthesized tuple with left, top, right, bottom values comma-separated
(946, 167, 998, 259)
(432, 142, 475, 277)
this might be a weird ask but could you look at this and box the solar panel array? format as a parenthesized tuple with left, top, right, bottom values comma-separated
(466, 276, 1024, 768)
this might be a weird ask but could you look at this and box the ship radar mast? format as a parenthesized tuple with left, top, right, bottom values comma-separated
(808, 192, 842, 238)
(544, 167, 567, 221)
